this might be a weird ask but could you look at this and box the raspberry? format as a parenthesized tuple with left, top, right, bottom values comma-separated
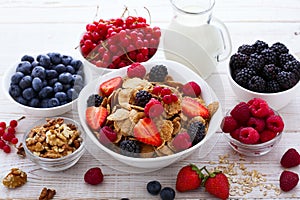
(127, 62, 146, 78)
(230, 102, 251, 125)
(171, 132, 192, 151)
(182, 81, 201, 97)
(84, 167, 104, 185)
(230, 126, 243, 141)
(238, 127, 260, 144)
(221, 116, 238, 133)
(259, 129, 277, 143)
(279, 170, 299, 192)
(98, 126, 117, 145)
(247, 97, 267, 106)
(280, 148, 300, 168)
(144, 98, 164, 118)
(249, 102, 270, 118)
(247, 117, 265, 132)
(266, 115, 284, 133)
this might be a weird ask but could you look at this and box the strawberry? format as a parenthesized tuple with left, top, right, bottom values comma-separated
(127, 62, 146, 78)
(181, 97, 210, 119)
(176, 164, 203, 192)
(280, 148, 300, 168)
(182, 81, 201, 97)
(279, 170, 299, 192)
(99, 76, 123, 97)
(86, 106, 108, 130)
(203, 168, 229, 200)
(133, 118, 162, 146)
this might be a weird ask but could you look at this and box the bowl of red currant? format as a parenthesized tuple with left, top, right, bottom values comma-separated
(221, 98, 284, 156)
(78, 15, 161, 74)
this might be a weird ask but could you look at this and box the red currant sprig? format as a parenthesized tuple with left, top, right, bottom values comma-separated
(151, 86, 179, 105)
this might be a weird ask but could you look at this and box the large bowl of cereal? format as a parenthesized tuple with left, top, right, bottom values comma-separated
(78, 60, 222, 170)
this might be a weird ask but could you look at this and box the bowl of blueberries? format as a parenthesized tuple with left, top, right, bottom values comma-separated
(3, 52, 92, 117)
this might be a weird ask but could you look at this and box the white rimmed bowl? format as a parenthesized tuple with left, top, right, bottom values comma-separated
(77, 59, 222, 170)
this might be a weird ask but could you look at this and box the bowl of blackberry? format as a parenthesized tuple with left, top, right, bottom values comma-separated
(3, 52, 92, 117)
(228, 40, 300, 110)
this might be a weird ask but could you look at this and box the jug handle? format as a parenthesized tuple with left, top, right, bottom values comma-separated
(210, 17, 232, 62)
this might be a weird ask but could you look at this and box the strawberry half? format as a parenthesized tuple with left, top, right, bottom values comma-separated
(181, 97, 210, 119)
(99, 76, 123, 97)
(86, 106, 108, 131)
(133, 118, 162, 146)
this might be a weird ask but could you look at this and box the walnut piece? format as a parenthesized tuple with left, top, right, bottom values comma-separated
(2, 168, 27, 188)
(16, 143, 26, 158)
(39, 187, 56, 200)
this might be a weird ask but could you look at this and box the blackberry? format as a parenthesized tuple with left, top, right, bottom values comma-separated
(270, 42, 289, 56)
(262, 64, 281, 81)
(277, 71, 299, 90)
(120, 140, 141, 157)
(87, 94, 104, 107)
(149, 65, 168, 82)
(248, 76, 266, 92)
(253, 40, 268, 53)
(265, 80, 281, 93)
(187, 121, 206, 146)
(234, 67, 256, 88)
(229, 53, 249, 71)
(279, 53, 296, 66)
(283, 60, 300, 78)
(135, 90, 152, 107)
(237, 44, 256, 56)
(247, 53, 265, 72)
(260, 48, 277, 65)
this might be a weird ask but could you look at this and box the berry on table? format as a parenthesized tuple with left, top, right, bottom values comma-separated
(146, 180, 161, 195)
(279, 170, 299, 192)
(280, 148, 300, 168)
(176, 164, 203, 192)
(84, 167, 104, 185)
(160, 187, 175, 200)
(3, 145, 11, 153)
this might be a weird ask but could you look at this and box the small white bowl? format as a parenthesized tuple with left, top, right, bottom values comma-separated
(78, 59, 222, 170)
(227, 67, 300, 110)
(2, 55, 92, 117)
(23, 117, 85, 171)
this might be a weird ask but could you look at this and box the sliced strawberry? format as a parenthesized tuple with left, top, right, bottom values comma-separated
(181, 97, 210, 119)
(99, 76, 123, 97)
(133, 118, 162, 146)
(86, 106, 108, 131)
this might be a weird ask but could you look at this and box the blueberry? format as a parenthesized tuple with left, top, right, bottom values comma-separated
(38, 86, 53, 99)
(22, 87, 36, 100)
(72, 74, 84, 85)
(76, 69, 84, 77)
(31, 66, 46, 79)
(66, 65, 75, 74)
(55, 92, 67, 102)
(15, 96, 28, 106)
(160, 187, 175, 200)
(19, 75, 32, 89)
(9, 84, 21, 97)
(48, 78, 58, 86)
(47, 52, 61, 65)
(11, 72, 24, 84)
(62, 84, 71, 91)
(61, 55, 72, 65)
(31, 61, 39, 68)
(40, 98, 50, 108)
(16, 61, 32, 75)
(32, 77, 43, 92)
(58, 72, 73, 84)
(37, 55, 51, 68)
(73, 85, 83, 93)
(48, 97, 60, 108)
(53, 82, 63, 93)
(60, 101, 68, 105)
(70, 59, 83, 71)
(45, 69, 58, 79)
(67, 88, 78, 100)
(28, 98, 40, 107)
(21, 55, 34, 63)
(147, 181, 161, 195)
(54, 64, 66, 73)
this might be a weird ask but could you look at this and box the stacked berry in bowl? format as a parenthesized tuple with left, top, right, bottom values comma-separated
(228, 40, 300, 110)
(79, 15, 161, 74)
(221, 98, 284, 156)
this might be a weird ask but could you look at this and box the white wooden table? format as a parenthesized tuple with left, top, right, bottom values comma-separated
(1, 1, 300, 199)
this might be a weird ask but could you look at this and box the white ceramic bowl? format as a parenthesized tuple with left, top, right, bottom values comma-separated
(227, 66, 300, 110)
(2, 55, 92, 117)
(77, 59, 222, 170)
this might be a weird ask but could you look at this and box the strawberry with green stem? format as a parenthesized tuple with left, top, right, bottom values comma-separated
(176, 164, 205, 192)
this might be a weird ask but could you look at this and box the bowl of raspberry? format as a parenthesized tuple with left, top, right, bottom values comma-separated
(78, 15, 161, 74)
(221, 98, 284, 156)
(2, 53, 92, 117)
(228, 40, 300, 110)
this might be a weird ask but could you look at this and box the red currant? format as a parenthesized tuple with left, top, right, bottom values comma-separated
(0, 122, 6, 129)
(2, 132, 14, 142)
(10, 137, 18, 145)
(0, 127, 5, 136)
(3, 145, 11, 153)
(7, 127, 16, 135)
(171, 94, 178, 102)
(152, 86, 162, 95)
(161, 88, 172, 97)
(163, 95, 173, 104)
(9, 119, 18, 128)
(0, 139, 5, 149)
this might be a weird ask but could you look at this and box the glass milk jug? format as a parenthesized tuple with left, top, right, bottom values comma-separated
(163, 0, 232, 78)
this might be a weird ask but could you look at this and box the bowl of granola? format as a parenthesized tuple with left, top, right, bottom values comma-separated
(23, 117, 85, 171)
(77, 60, 222, 170)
